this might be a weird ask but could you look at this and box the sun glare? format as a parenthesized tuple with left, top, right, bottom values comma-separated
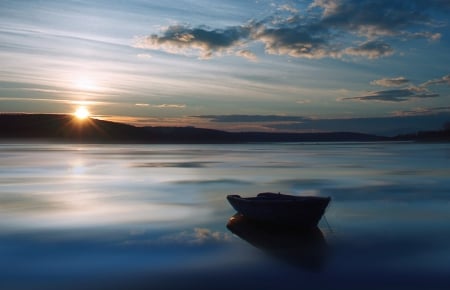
(74, 106, 90, 120)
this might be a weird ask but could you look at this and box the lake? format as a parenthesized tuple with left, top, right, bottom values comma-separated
(1, 142, 450, 290)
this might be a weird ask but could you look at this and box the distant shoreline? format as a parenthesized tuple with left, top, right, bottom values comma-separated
(1, 114, 449, 144)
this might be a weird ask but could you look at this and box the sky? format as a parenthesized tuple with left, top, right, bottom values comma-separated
(0, 0, 449, 136)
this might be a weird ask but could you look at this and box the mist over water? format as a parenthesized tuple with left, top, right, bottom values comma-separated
(1, 142, 450, 289)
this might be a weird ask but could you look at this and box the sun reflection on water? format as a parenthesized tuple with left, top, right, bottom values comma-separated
(69, 159, 87, 175)
(1, 191, 211, 230)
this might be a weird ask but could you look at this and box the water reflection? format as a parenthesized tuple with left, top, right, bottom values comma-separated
(227, 213, 328, 271)
(1, 142, 450, 290)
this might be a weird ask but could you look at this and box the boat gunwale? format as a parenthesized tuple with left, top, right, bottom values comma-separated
(227, 193, 331, 204)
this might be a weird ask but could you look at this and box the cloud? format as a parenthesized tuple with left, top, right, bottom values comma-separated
(135, 0, 449, 60)
(360, 74, 448, 101)
(371, 77, 410, 87)
(195, 115, 308, 123)
(277, 4, 299, 14)
(403, 31, 442, 41)
(134, 103, 186, 109)
(311, 0, 446, 39)
(236, 49, 258, 61)
(343, 88, 439, 102)
(253, 24, 341, 59)
(344, 40, 394, 59)
(134, 24, 252, 59)
(136, 53, 152, 59)
(421, 74, 450, 87)
(392, 106, 450, 116)
(154, 104, 186, 109)
(296, 99, 311, 104)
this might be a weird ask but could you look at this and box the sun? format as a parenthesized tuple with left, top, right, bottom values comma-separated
(74, 106, 90, 120)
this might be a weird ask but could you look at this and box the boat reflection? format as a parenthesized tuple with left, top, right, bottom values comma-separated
(226, 213, 328, 271)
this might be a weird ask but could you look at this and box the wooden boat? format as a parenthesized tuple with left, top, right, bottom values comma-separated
(226, 192, 331, 228)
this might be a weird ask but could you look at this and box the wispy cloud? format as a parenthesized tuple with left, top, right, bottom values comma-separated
(0, 97, 111, 106)
(154, 104, 186, 109)
(137, 53, 152, 59)
(195, 115, 308, 123)
(134, 103, 186, 109)
(346, 74, 449, 102)
(392, 106, 450, 116)
(343, 88, 439, 102)
(421, 74, 450, 87)
(134, 0, 449, 60)
(296, 99, 311, 104)
(371, 77, 410, 87)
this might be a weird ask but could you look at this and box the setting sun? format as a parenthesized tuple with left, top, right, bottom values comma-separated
(74, 106, 90, 120)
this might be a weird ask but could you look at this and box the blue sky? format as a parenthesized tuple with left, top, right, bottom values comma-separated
(1, 0, 449, 135)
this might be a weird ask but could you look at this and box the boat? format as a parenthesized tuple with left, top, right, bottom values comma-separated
(226, 192, 331, 228)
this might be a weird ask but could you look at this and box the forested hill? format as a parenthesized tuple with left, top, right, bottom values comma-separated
(0, 113, 393, 143)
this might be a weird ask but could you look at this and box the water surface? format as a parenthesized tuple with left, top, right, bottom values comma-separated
(1, 142, 450, 289)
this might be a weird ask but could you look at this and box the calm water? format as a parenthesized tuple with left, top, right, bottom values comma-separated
(1, 142, 450, 290)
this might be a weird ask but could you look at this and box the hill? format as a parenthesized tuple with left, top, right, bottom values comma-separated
(391, 129, 450, 142)
(0, 113, 388, 143)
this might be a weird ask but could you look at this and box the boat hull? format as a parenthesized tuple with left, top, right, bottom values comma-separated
(226, 193, 331, 228)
